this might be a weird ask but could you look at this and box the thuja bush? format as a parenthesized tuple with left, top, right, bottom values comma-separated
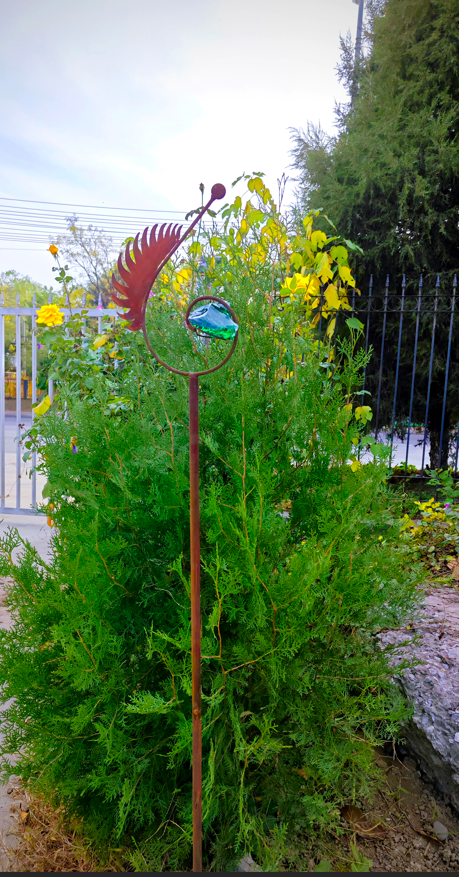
(0, 176, 417, 871)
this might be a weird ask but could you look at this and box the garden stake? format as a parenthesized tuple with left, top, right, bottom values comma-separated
(111, 184, 239, 872)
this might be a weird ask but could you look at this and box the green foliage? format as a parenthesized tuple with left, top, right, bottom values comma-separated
(349, 840, 372, 872)
(291, 0, 459, 278)
(0, 270, 51, 308)
(0, 271, 51, 374)
(314, 859, 333, 872)
(291, 0, 459, 469)
(399, 473, 459, 580)
(52, 219, 117, 306)
(0, 180, 418, 871)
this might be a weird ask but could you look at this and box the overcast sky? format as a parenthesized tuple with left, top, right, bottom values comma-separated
(0, 0, 359, 285)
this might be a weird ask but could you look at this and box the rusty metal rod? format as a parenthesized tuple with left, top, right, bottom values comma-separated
(189, 373, 202, 872)
(110, 182, 235, 873)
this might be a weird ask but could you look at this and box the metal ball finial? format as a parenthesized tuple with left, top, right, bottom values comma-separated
(211, 183, 226, 201)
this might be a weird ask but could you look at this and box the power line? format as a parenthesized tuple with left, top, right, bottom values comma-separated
(0, 195, 191, 213)
(0, 198, 222, 247)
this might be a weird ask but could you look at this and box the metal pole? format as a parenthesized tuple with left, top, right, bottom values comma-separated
(361, 274, 373, 396)
(0, 293, 4, 509)
(439, 275, 456, 467)
(354, 0, 364, 64)
(98, 292, 103, 334)
(31, 291, 37, 507)
(420, 275, 439, 476)
(404, 275, 423, 485)
(110, 184, 231, 871)
(189, 373, 202, 873)
(16, 294, 22, 510)
(48, 288, 54, 403)
(351, 0, 365, 105)
(374, 275, 389, 441)
(389, 275, 405, 467)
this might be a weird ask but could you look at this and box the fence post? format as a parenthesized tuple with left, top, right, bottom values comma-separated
(439, 274, 456, 470)
(0, 291, 4, 508)
(374, 275, 389, 440)
(361, 274, 373, 398)
(389, 274, 406, 467)
(420, 275, 440, 476)
(15, 290, 21, 509)
(404, 275, 423, 487)
(31, 291, 37, 508)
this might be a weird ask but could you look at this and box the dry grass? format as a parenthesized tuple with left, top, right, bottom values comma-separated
(7, 781, 126, 873)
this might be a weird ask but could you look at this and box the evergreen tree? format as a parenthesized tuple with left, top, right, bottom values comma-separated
(0, 179, 417, 871)
(292, 0, 459, 276)
(291, 0, 459, 467)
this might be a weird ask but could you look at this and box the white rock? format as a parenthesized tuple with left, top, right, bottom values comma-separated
(236, 854, 263, 872)
(383, 587, 459, 811)
(433, 820, 448, 841)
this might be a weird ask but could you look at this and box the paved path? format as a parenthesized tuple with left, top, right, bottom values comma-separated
(0, 514, 51, 870)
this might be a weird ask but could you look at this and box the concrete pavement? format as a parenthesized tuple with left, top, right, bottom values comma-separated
(0, 515, 51, 870)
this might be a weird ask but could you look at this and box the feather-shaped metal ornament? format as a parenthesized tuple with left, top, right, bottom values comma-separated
(111, 183, 226, 331)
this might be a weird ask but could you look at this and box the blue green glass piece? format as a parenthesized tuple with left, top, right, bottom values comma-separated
(188, 302, 238, 340)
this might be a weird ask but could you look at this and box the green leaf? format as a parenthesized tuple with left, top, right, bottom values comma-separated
(351, 860, 372, 872)
(315, 859, 333, 872)
(346, 318, 364, 331)
(344, 239, 364, 255)
(41, 331, 60, 345)
(290, 252, 303, 270)
(330, 245, 348, 265)
(371, 442, 391, 457)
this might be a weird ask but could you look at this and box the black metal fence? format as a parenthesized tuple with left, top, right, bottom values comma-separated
(322, 273, 459, 493)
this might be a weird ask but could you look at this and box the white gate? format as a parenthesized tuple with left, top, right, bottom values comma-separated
(0, 293, 113, 515)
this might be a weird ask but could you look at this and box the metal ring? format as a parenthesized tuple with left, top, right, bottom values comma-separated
(142, 294, 239, 377)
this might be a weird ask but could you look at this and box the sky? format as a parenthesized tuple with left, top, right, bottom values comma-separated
(0, 0, 359, 286)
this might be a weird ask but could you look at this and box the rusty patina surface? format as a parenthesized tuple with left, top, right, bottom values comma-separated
(111, 184, 238, 872)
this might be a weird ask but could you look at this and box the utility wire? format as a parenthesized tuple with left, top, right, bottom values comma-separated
(0, 195, 189, 212)
(0, 197, 222, 248)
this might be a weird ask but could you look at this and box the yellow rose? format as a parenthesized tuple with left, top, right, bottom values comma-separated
(48, 244, 58, 255)
(36, 304, 64, 327)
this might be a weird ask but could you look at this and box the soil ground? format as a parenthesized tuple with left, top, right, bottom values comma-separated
(291, 748, 459, 873)
(5, 746, 459, 872)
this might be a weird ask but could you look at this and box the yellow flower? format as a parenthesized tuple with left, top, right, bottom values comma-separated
(32, 394, 52, 418)
(36, 304, 64, 327)
(93, 334, 109, 349)
(48, 244, 58, 255)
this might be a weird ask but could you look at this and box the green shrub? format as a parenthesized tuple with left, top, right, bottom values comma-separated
(0, 178, 418, 871)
